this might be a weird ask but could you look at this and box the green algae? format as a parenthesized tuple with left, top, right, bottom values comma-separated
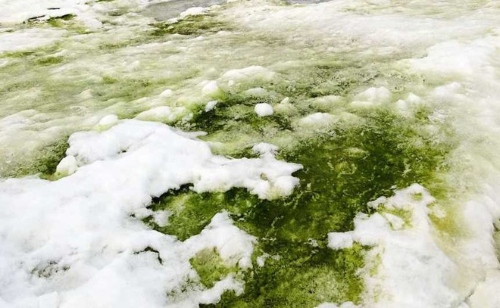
(190, 248, 239, 288)
(0, 8, 464, 306)
(149, 103, 455, 306)
(0, 138, 69, 179)
(20, 13, 84, 32)
(150, 14, 231, 36)
(429, 200, 466, 239)
(34, 55, 64, 66)
(187, 94, 292, 136)
(47, 14, 76, 28)
(209, 244, 365, 308)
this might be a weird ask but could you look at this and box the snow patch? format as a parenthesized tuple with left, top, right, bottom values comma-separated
(0, 29, 64, 53)
(254, 103, 273, 117)
(0, 120, 301, 307)
(328, 184, 463, 307)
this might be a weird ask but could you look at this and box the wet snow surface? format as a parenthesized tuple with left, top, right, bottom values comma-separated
(2, 0, 500, 307)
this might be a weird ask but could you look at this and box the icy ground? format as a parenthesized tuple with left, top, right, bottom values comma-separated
(2, 0, 500, 307)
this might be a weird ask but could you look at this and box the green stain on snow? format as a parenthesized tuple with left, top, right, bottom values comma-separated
(150, 14, 231, 36)
(221, 243, 364, 307)
(34, 56, 65, 66)
(188, 93, 292, 136)
(1, 138, 69, 179)
(150, 104, 455, 306)
(0, 8, 461, 305)
(190, 248, 239, 289)
(47, 14, 76, 28)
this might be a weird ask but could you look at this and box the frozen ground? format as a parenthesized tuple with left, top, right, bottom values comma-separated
(1, 0, 500, 307)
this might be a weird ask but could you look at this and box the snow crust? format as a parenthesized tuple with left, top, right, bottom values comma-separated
(0, 120, 301, 307)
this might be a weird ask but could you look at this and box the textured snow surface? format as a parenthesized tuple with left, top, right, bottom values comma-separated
(0, 29, 64, 53)
(3, 0, 500, 306)
(0, 119, 301, 307)
(329, 185, 461, 307)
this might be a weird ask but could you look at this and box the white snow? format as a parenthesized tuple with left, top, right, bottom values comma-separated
(0, 0, 102, 28)
(328, 184, 463, 307)
(55, 155, 78, 176)
(135, 106, 188, 123)
(252, 142, 278, 158)
(179, 7, 209, 19)
(97, 114, 119, 127)
(298, 112, 336, 127)
(316, 302, 359, 308)
(254, 103, 274, 117)
(204, 100, 218, 112)
(3, 0, 500, 306)
(201, 80, 221, 96)
(0, 29, 64, 53)
(221, 66, 275, 82)
(0, 120, 301, 307)
(245, 87, 268, 98)
(160, 89, 174, 98)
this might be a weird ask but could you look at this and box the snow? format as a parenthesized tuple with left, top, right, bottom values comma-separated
(3, 0, 500, 306)
(160, 89, 174, 98)
(204, 100, 218, 112)
(221, 66, 275, 82)
(55, 155, 78, 176)
(0, 0, 102, 28)
(0, 29, 64, 53)
(254, 103, 274, 117)
(201, 80, 221, 96)
(328, 184, 463, 307)
(179, 7, 209, 18)
(135, 106, 188, 123)
(0, 120, 301, 307)
(97, 114, 119, 127)
(316, 302, 359, 308)
(298, 112, 336, 127)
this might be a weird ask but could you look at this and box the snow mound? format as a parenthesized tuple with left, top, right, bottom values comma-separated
(0, 120, 302, 307)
